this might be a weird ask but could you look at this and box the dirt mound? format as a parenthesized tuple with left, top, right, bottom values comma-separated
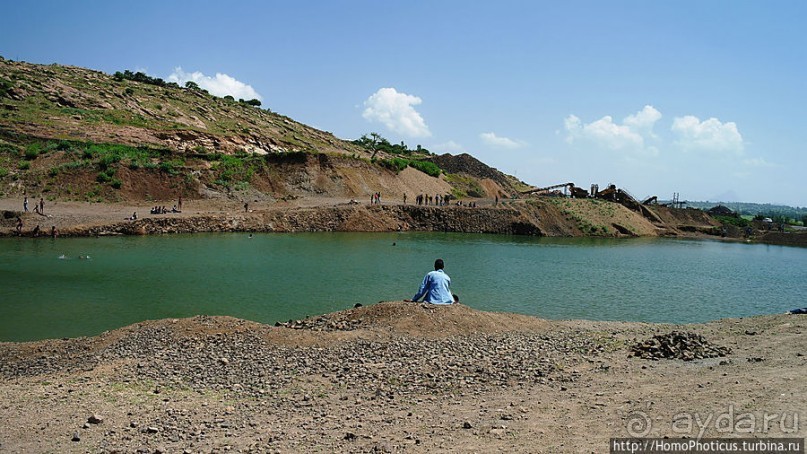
(430, 153, 514, 191)
(276, 301, 549, 338)
(649, 206, 720, 232)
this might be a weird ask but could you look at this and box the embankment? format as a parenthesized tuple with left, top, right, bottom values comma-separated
(36, 199, 668, 237)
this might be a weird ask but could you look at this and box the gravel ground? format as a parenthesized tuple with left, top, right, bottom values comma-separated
(1, 303, 805, 453)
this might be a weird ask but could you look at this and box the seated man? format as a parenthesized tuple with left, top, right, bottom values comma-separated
(407, 258, 454, 305)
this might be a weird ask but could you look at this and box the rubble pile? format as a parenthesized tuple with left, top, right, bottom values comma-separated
(630, 331, 731, 361)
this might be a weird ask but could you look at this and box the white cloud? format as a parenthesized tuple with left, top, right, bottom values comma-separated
(433, 140, 466, 154)
(479, 132, 525, 149)
(564, 105, 661, 154)
(671, 115, 743, 154)
(167, 67, 262, 101)
(624, 105, 662, 137)
(742, 157, 775, 168)
(362, 88, 431, 138)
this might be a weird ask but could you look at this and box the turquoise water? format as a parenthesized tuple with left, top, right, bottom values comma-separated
(1, 232, 805, 341)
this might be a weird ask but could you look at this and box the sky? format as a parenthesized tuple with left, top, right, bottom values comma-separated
(1, 1, 805, 206)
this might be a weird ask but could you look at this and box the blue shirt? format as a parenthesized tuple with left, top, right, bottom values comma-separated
(412, 269, 453, 304)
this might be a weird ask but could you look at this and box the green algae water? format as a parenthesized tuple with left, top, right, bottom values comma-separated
(1, 232, 805, 341)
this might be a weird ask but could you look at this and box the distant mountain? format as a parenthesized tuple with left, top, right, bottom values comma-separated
(679, 201, 807, 221)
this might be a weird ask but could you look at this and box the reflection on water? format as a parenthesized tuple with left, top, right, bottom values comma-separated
(1, 232, 805, 341)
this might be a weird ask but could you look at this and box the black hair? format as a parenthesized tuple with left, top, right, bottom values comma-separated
(434, 258, 444, 270)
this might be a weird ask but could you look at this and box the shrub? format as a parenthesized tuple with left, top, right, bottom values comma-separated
(0, 166, 7, 177)
(715, 215, 749, 228)
(96, 171, 112, 183)
(379, 157, 410, 173)
(110, 177, 122, 189)
(159, 159, 184, 175)
(24, 145, 40, 160)
(409, 160, 441, 177)
(18, 160, 30, 170)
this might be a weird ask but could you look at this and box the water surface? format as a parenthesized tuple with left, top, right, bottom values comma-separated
(1, 233, 804, 341)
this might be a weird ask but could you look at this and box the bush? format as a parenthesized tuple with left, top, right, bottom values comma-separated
(110, 177, 122, 189)
(714, 215, 749, 228)
(0, 166, 7, 177)
(159, 159, 184, 175)
(379, 157, 410, 173)
(24, 145, 40, 160)
(96, 171, 112, 183)
(18, 160, 30, 170)
(409, 160, 441, 177)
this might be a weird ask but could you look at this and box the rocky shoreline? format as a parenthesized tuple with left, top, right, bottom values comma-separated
(0, 199, 674, 238)
(1, 303, 805, 452)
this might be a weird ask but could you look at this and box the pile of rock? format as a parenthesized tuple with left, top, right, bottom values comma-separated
(275, 316, 363, 332)
(630, 331, 731, 361)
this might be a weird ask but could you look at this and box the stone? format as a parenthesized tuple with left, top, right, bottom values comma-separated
(87, 414, 104, 424)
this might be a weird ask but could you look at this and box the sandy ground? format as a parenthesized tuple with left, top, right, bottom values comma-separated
(1, 303, 805, 453)
(0, 195, 395, 235)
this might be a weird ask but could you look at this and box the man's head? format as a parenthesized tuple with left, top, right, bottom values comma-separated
(434, 258, 444, 270)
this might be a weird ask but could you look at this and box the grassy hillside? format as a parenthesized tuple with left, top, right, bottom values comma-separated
(0, 57, 526, 202)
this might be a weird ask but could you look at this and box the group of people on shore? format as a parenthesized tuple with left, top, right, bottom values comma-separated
(23, 195, 46, 215)
(149, 205, 180, 215)
(15, 216, 58, 238)
(413, 193, 450, 206)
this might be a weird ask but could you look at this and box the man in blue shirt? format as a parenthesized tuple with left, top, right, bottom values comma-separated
(407, 258, 454, 305)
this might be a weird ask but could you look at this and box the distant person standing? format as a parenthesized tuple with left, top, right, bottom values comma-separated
(406, 258, 454, 305)
(178, 195, 183, 211)
(38, 197, 44, 214)
(23, 195, 29, 212)
(15, 216, 23, 235)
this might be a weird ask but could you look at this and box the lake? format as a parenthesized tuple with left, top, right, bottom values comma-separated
(1, 232, 805, 341)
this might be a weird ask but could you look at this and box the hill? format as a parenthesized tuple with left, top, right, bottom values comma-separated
(4, 56, 796, 244)
(0, 57, 522, 204)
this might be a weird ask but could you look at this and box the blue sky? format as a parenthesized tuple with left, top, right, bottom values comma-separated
(2, 1, 805, 206)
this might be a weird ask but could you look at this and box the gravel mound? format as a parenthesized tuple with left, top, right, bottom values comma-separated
(630, 331, 731, 361)
(2, 324, 600, 398)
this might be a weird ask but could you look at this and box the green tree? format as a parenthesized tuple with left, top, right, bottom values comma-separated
(185, 81, 200, 90)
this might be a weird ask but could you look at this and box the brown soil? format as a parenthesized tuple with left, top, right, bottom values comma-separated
(1, 303, 804, 453)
